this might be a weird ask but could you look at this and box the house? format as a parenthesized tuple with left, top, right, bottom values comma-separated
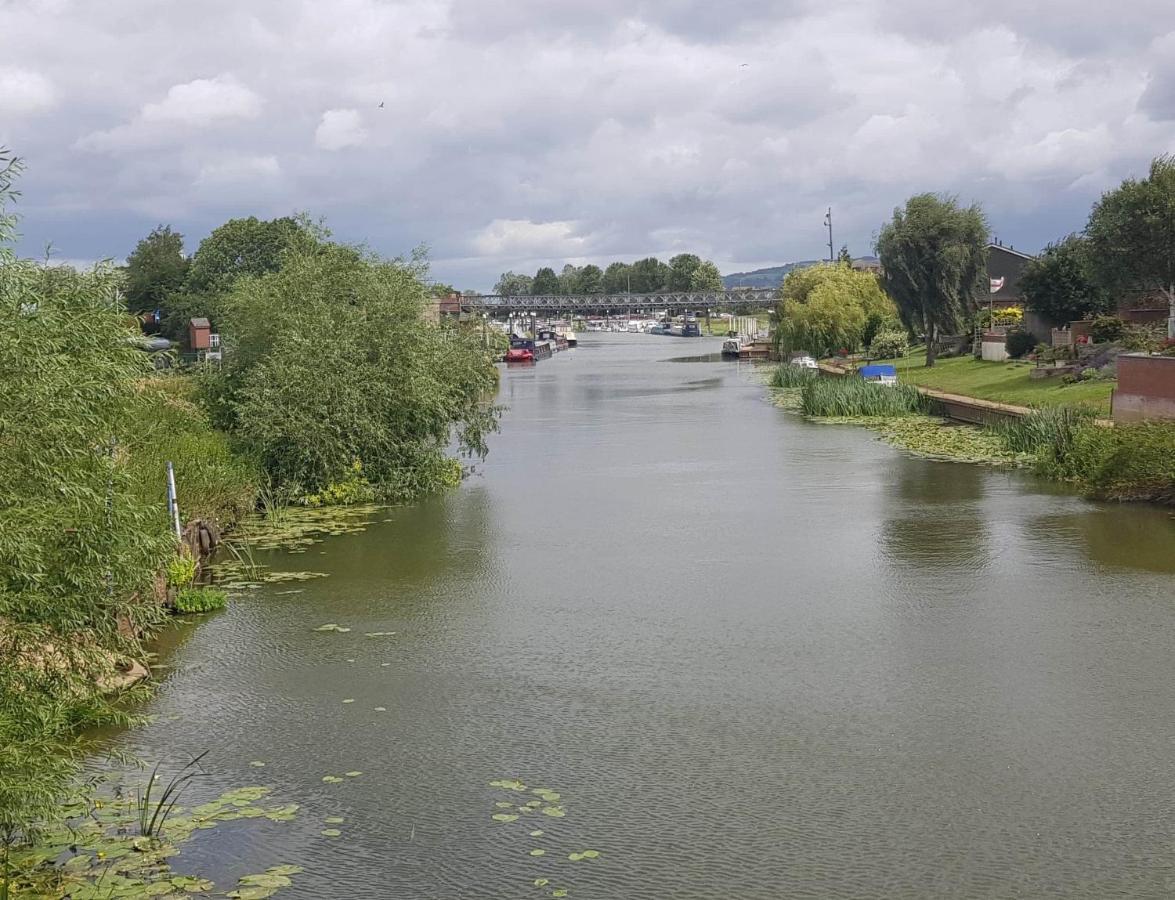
(986, 242, 1033, 310)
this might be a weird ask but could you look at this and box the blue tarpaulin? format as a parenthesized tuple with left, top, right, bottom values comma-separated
(859, 365, 897, 378)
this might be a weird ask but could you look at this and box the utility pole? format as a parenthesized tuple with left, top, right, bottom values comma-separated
(824, 208, 834, 264)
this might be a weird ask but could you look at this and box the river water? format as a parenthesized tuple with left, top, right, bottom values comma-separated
(117, 333, 1175, 898)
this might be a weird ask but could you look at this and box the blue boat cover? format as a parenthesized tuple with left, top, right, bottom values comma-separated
(859, 365, 897, 378)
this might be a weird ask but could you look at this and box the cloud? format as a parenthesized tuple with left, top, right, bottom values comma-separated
(473, 219, 591, 258)
(4, 0, 1172, 289)
(315, 109, 367, 150)
(0, 67, 56, 114)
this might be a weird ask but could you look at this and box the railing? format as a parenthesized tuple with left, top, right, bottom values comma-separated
(459, 288, 777, 312)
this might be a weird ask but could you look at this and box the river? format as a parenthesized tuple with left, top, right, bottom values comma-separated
(114, 333, 1175, 898)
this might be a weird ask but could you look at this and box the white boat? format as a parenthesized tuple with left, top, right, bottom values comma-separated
(721, 338, 741, 358)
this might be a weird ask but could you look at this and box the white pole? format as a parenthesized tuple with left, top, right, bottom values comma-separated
(166, 461, 182, 542)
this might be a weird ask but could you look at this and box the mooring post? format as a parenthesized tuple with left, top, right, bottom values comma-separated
(166, 461, 182, 543)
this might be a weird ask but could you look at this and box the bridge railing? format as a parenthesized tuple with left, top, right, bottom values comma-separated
(459, 289, 777, 312)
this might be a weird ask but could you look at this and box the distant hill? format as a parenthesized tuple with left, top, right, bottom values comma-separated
(723, 257, 879, 290)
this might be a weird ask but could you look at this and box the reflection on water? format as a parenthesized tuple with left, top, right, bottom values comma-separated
(104, 333, 1175, 899)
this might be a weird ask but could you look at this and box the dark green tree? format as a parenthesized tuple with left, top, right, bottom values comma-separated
(667, 253, 702, 290)
(494, 271, 533, 296)
(558, 264, 582, 294)
(185, 216, 313, 293)
(578, 264, 604, 294)
(603, 261, 632, 294)
(1086, 154, 1175, 337)
(876, 194, 989, 366)
(837, 245, 853, 266)
(1020, 235, 1111, 324)
(689, 260, 724, 291)
(124, 225, 188, 314)
(629, 257, 669, 293)
(531, 267, 560, 295)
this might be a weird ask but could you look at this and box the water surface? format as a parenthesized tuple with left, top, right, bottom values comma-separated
(121, 333, 1175, 898)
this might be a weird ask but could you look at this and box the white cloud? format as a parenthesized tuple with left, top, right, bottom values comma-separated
(473, 219, 591, 258)
(315, 109, 367, 150)
(196, 154, 281, 185)
(0, 67, 56, 114)
(140, 76, 262, 125)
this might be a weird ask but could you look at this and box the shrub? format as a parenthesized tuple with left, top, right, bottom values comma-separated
(1089, 315, 1125, 343)
(166, 554, 198, 588)
(977, 305, 1024, 328)
(1120, 323, 1166, 353)
(800, 377, 928, 417)
(1005, 329, 1036, 359)
(302, 459, 376, 507)
(173, 587, 228, 614)
(869, 330, 909, 360)
(1048, 423, 1175, 504)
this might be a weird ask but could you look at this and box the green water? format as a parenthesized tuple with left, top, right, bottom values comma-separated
(117, 333, 1175, 898)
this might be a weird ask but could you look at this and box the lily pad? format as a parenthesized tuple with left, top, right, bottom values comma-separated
(540, 806, 566, 818)
(495, 802, 515, 809)
(492, 813, 519, 823)
(534, 878, 549, 887)
(568, 853, 583, 862)
(344, 771, 362, 778)
(552, 891, 568, 898)
(325, 816, 345, 824)
(529, 830, 544, 837)
(322, 775, 343, 784)
(489, 779, 527, 791)
(321, 828, 342, 837)
(581, 850, 599, 859)
(529, 848, 545, 856)
(249, 761, 266, 768)
(342, 698, 355, 704)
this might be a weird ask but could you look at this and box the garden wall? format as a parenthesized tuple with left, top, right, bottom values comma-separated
(1113, 354, 1175, 422)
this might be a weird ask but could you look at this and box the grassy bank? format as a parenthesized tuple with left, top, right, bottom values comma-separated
(770, 368, 1175, 504)
(865, 351, 1115, 415)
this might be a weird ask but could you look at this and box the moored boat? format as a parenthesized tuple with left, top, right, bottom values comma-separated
(721, 338, 741, 357)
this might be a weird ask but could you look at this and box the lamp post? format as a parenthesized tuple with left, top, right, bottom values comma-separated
(824, 207, 834, 264)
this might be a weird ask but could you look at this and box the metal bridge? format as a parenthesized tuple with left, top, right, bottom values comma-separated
(459, 288, 777, 314)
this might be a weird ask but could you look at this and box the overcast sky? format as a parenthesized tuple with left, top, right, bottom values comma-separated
(2, 0, 1173, 290)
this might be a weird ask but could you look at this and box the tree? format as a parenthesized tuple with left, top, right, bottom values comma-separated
(629, 257, 669, 293)
(185, 216, 314, 293)
(837, 245, 853, 266)
(773, 263, 897, 358)
(1019, 234, 1111, 324)
(124, 225, 188, 314)
(579, 264, 604, 294)
(531, 267, 560, 295)
(558, 264, 582, 294)
(876, 194, 989, 366)
(667, 253, 702, 291)
(689, 260, 724, 291)
(1086, 154, 1175, 338)
(494, 271, 533, 296)
(603, 262, 632, 294)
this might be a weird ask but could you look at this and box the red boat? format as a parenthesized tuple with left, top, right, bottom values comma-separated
(504, 347, 534, 363)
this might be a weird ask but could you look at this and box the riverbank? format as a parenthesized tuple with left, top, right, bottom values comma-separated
(769, 366, 1175, 504)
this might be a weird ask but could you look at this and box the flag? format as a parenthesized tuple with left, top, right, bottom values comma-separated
(989, 277, 1005, 293)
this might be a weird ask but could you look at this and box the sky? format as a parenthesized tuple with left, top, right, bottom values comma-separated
(2, 0, 1174, 292)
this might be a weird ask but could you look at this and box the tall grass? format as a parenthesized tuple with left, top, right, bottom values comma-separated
(770, 365, 819, 388)
(996, 406, 1095, 457)
(800, 377, 928, 417)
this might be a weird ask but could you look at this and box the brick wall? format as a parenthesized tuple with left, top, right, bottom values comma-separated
(1113, 354, 1175, 422)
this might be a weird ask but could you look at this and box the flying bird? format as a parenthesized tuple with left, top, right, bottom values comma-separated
(378, 101, 385, 108)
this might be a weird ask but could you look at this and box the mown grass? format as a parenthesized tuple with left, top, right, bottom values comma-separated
(867, 350, 1115, 415)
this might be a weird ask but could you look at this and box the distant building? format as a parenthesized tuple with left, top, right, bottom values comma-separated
(851, 258, 882, 275)
(986, 242, 1034, 310)
(189, 317, 211, 350)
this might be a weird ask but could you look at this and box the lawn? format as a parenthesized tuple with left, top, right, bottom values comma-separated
(868, 350, 1115, 415)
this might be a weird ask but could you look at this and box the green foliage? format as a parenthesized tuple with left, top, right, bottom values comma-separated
(770, 364, 819, 388)
(602, 261, 631, 294)
(1035, 422, 1175, 504)
(0, 151, 169, 853)
(1089, 315, 1126, 343)
(184, 215, 315, 294)
(493, 272, 533, 296)
(689, 260, 724, 292)
(209, 241, 499, 499)
(173, 587, 227, 614)
(976, 305, 1024, 328)
(869, 329, 909, 359)
(996, 406, 1095, 457)
(301, 460, 376, 507)
(774, 264, 897, 358)
(531, 267, 560, 294)
(629, 256, 669, 293)
(1087, 154, 1175, 332)
(1006, 328, 1036, 359)
(800, 377, 928, 417)
(667, 253, 702, 290)
(876, 193, 990, 366)
(1020, 235, 1110, 323)
(124, 225, 189, 316)
(165, 555, 197, 588)
(578, 264, 604, 294)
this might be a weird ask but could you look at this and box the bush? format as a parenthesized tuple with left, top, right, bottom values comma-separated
(868, 330, 909, 360)
(166, 555, 198, 588)
(1089, 315, 1125, 343)
(173, 586, 228, 614)
(800, 377, 928, 417)
(977, 305, 1024, 328)
(1047, 423, 1175, 504)
(1005, 329, 1036, 359)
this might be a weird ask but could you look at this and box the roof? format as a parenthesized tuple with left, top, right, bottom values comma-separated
(859, 365, 897, 377)
(190, 317, 211, 328)
(987, 243, 1035, 261)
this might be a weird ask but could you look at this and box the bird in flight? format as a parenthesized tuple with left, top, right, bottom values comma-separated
(378, 101, 385, 108)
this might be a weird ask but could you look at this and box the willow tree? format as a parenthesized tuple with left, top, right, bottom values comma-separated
(773, 263, 896, 358)
(876, 194, 989, 366)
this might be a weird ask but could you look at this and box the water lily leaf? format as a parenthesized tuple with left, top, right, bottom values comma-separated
(525, 800, 543, 808)
(534, 878, 549, 887)
(325, 816, 345, 824)
(321, 828, 342, 837)
(226, 888, 276, 900)
(489, 779, 527, 791)
(529, 830, 544, 837)
(239, 873, 292, 888)
(495, 802, 515, 809)
(249, 761, 266, 768)
(552, 890, 568, 898)
(492, 813, 519, 822)
(322, 776, 343, 783)
(581, 850, 599, 859)
(266, 865, 304, 876)
(373, 706, 387, 712)
(568, 853, 583, 862)
(344, 771, 362, 777)
(529, 849, 545, 856)
(540, 807, 565, 818)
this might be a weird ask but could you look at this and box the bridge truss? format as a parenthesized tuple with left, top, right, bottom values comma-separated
(459, 288, 777, 314)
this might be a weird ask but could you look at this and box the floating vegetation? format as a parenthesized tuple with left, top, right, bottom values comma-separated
(364, 631, 397, 637)
(9, 784, 301, 898)
(320, 829, 342, 838)
(344, 771, 362, 778)
(321, 775, 344, 784)
(231, 505, 383, 552)
(250, 760, 266, 768)
(487, 778, 599, 899)
(373, 706, 387, 712)
(313, 623, 351, 633)
(342, 698, 355, 704)
(324, 816, 345, 824)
